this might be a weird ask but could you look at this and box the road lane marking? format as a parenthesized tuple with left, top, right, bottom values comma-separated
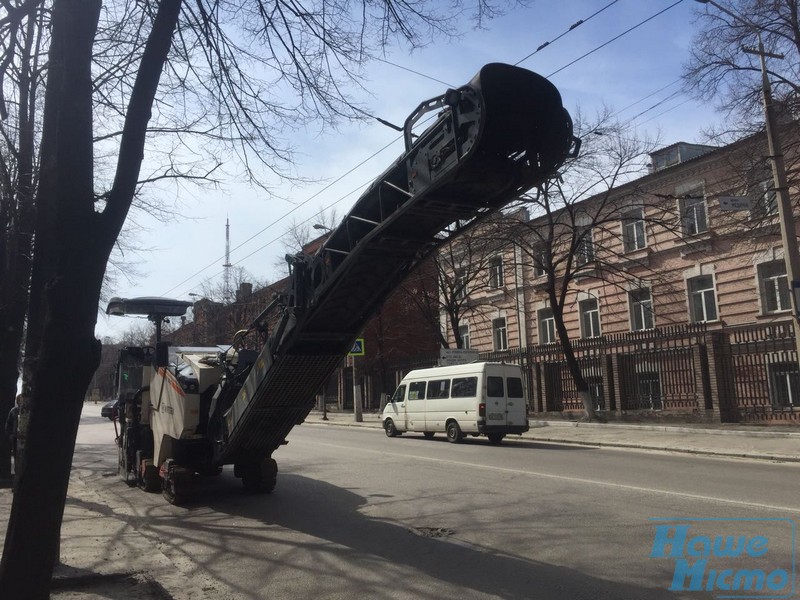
(301, 440, 800, 513)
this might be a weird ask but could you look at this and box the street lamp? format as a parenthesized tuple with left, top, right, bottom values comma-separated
(696, 0, 800, 366)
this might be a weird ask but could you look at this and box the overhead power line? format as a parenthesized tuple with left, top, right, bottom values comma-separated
(515, 0, 620, 66)
(165, 0, 694, 296)
(547, 0, 686, 78)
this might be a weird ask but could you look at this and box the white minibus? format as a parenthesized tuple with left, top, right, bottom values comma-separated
(381, 362, 529, 444)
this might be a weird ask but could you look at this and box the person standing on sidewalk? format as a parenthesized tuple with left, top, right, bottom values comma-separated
(5, 394, 21, 471)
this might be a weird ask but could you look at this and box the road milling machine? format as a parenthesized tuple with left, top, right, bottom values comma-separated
(106, 63, 579, 504)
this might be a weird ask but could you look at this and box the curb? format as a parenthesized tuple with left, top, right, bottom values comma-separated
(304, 413, 800, 463)
(307, 412, 800, 439)
(519, 435, 800, 463)
(528, 420, 800, 439)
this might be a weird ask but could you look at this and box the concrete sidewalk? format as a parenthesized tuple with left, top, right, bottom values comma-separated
(305, 410, 800, 462)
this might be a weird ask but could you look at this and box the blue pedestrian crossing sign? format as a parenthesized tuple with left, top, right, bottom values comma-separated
(349, 338, 365, 356)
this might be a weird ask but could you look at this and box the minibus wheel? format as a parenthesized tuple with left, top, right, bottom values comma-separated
(446, 421, 463, 443)
(384, 419, 399, 437)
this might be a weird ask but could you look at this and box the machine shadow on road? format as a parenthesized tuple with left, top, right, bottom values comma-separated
(172, 471, 678, 600)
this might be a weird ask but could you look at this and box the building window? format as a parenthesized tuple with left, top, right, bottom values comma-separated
(579, 298, 601, 338)
(688, 275, 718, 323)
(769, 362, 800, 408)
(533, 247, 547, 278)
(681, 195, 708, 236)
(458, 324, 470, 349)
(492, 317, 508, 351)
(759, 261, 790, 314)
(454, 268, 467, 299)
(750, 180, 778, 219)
(622, 208, 646, 253)
(538, 308, 556, 344)
(488, 256, 504, 288)
(629, 288, 654, 331)
(575, 226, 595, 266)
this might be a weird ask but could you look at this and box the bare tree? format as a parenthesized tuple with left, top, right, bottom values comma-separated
(197, 265, 268, 304)
(403, 221, 510, 349)
(273, 210, 340, 273)
(683, 0, 800, 315)
(117, 321, 160, 346)
(684, 0, 799, 128)
(506, 110, 671, 420)
(0, 1, 520, 595)
(0, 1, 46, 481)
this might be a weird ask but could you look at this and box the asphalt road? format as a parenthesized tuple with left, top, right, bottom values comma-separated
(74, 409, 800, 600)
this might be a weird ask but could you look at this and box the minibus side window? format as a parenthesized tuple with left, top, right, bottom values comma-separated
(408, 381, 426, 400)
(427, 379, 450, 399)
(507, 377, 524, 398)
(487, 376, 504, 397)
(391, 385, 406, 402)
(451, 377, 478, 398)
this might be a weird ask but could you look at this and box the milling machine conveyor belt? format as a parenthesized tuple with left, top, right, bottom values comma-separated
(216, 63, 578, 465)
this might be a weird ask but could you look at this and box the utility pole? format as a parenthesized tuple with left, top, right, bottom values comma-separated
(696, 0, 800, 366)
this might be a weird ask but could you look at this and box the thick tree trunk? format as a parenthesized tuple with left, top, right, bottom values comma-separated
(552, 300, 598, 421)
(0, 0, 102, 594)
(0, 0, 183, 594)
(0, 297, 101, 599)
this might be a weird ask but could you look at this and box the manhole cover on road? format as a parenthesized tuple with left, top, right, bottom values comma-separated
(412, 527, 455, 538)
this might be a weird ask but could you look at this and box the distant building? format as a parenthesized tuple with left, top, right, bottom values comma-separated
(165, 237, 440, 410)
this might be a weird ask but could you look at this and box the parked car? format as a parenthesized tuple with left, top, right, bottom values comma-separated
(101, 399, 119, 420)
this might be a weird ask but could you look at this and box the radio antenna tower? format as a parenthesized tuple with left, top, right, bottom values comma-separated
(223, 217, 233, 303)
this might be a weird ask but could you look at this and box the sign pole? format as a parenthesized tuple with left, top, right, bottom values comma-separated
(353, 354, 363, 423)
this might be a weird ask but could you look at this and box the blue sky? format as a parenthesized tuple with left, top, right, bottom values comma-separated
(97, 0, 723, 339)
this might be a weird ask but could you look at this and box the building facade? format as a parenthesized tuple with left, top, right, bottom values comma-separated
(444, 131, 800, 423)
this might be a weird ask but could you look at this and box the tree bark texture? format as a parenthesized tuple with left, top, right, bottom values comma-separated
(0, 0, 182, 596)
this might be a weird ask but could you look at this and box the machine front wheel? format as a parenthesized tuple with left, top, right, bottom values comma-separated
(162, 461, 192, 505)
(137, 454, 160, 493)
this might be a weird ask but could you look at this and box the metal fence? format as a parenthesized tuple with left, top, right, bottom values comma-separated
(476, 325, 707, 414)
(366, 321, 800, 423)
(722, 321, 800, 422)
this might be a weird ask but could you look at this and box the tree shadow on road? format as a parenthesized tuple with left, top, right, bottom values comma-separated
(190, 471, 680, 600)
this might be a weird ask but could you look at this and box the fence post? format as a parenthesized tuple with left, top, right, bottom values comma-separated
(604, 354, 615, 412)
(693, 342, 715, 421)
(611, 353, 625, 417)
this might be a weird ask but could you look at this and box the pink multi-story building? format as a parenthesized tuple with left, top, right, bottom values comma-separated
(446, 129, 800, 423)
